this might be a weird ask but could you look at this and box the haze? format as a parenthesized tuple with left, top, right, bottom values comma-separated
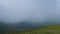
(0, 0, 60, 23)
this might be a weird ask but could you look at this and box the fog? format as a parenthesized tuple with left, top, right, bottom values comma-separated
(0, 0, 60, 23)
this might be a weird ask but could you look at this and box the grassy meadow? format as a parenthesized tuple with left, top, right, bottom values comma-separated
(5, 24, 60, 34)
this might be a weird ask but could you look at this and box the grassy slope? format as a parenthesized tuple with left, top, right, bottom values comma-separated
(5, 24, 60, 34)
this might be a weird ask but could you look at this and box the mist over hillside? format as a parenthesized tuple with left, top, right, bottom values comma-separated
(0, 0, 60, 34)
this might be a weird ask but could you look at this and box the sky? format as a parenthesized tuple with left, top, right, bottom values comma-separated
(0, 0, 60, 23)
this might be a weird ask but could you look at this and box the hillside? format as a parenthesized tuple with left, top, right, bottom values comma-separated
(5, 24, 60, 34)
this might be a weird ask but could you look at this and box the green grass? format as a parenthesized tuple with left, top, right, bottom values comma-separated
(5, 24, 60, 34)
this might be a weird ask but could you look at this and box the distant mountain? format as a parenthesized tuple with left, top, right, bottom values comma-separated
(0, 21, 60, 32)
(7, 21, 60, 31)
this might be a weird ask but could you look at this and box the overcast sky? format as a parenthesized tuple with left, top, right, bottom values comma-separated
(0, 0, 60, 23)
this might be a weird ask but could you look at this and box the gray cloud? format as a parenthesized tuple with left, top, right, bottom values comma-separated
(0, 0, 60, 23)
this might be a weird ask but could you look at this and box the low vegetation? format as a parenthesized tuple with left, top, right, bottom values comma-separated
(4, 24, 60, 34)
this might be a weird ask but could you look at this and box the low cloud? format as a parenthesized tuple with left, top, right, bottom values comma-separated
(0, 0, 60, 23)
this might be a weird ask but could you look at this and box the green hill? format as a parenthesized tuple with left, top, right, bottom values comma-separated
(5, 24, 60, 34)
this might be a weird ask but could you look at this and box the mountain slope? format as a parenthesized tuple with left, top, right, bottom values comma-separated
(5, 24, 60, 34)
(7, 21, 58, 31)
